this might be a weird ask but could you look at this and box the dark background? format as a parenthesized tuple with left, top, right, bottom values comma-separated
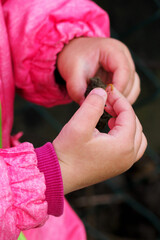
(13, 1, 160, 239)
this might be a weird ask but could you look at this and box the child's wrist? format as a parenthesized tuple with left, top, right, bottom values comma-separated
(52, 140, 81, 195)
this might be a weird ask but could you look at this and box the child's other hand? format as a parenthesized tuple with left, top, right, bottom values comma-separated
(57, 37, 140, 105)
(53, 87, 147, 194)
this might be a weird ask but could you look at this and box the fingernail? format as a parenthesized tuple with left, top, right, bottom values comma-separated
(90, 88, 107, 103)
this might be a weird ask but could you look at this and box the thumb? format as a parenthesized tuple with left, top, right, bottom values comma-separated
(69, 88, 107, 134)
(66, 69, 88, 104)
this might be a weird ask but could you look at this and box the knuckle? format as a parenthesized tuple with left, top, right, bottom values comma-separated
(121, 42, 131, 54)
(122, 64, 131, 73)
(112, 38, 129, 53)
(109, 38, 125, 48)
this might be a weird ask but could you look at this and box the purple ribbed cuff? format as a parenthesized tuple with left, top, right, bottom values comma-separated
(35, 142, 64, 216)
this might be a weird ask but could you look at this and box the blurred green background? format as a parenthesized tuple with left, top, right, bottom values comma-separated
(13, 1, 160, 239)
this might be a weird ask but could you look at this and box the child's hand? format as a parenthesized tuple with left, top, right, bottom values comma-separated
(57, 37, 140, 105)
(53, 87, 147, 194)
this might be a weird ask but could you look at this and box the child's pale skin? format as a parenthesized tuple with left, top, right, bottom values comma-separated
(57, 37, 140, 105)
(53, 37, 147, 195)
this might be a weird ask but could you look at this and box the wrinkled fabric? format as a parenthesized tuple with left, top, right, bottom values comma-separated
(24, 199, 86, 240)
(3, 0, 110, 108)
(0, 0, 110, 239)
(0, 143, 48, 240)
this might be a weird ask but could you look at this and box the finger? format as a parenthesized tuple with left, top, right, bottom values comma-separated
(66, 68, 88, 104)
(100, 49, 133, 94)
(134, 117, 147, 161)
(105, 102, 116, 117)
(136, 133, 147, 161)
(108, 117, 116, 129)
(122, 73, 134, 98)
(122, 46, 136, 97)
(134, 117, 143, 155)
(126, 72, 141, 104)
(64, 39, 100, 104)
(106, 87, 136, 139)
(99, 39, 136, 98)
(70, 88, 107, 135)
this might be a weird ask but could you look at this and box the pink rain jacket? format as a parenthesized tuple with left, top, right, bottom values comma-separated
(0, 0, 110, 239)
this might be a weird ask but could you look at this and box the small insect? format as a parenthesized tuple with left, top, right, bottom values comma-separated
(85, 77, 112, 132)
(106, 83, 114, 92)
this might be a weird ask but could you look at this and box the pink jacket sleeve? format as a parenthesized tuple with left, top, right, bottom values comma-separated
(0, 141, 64, 239)
(3, 0, 110, 107)
(0, 143, 48, 240)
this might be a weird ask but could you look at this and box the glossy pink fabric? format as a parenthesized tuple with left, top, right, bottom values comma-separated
(0, 143, 48, 240)
(0, 0, 110, 239)
(24, 199, 86, 240)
